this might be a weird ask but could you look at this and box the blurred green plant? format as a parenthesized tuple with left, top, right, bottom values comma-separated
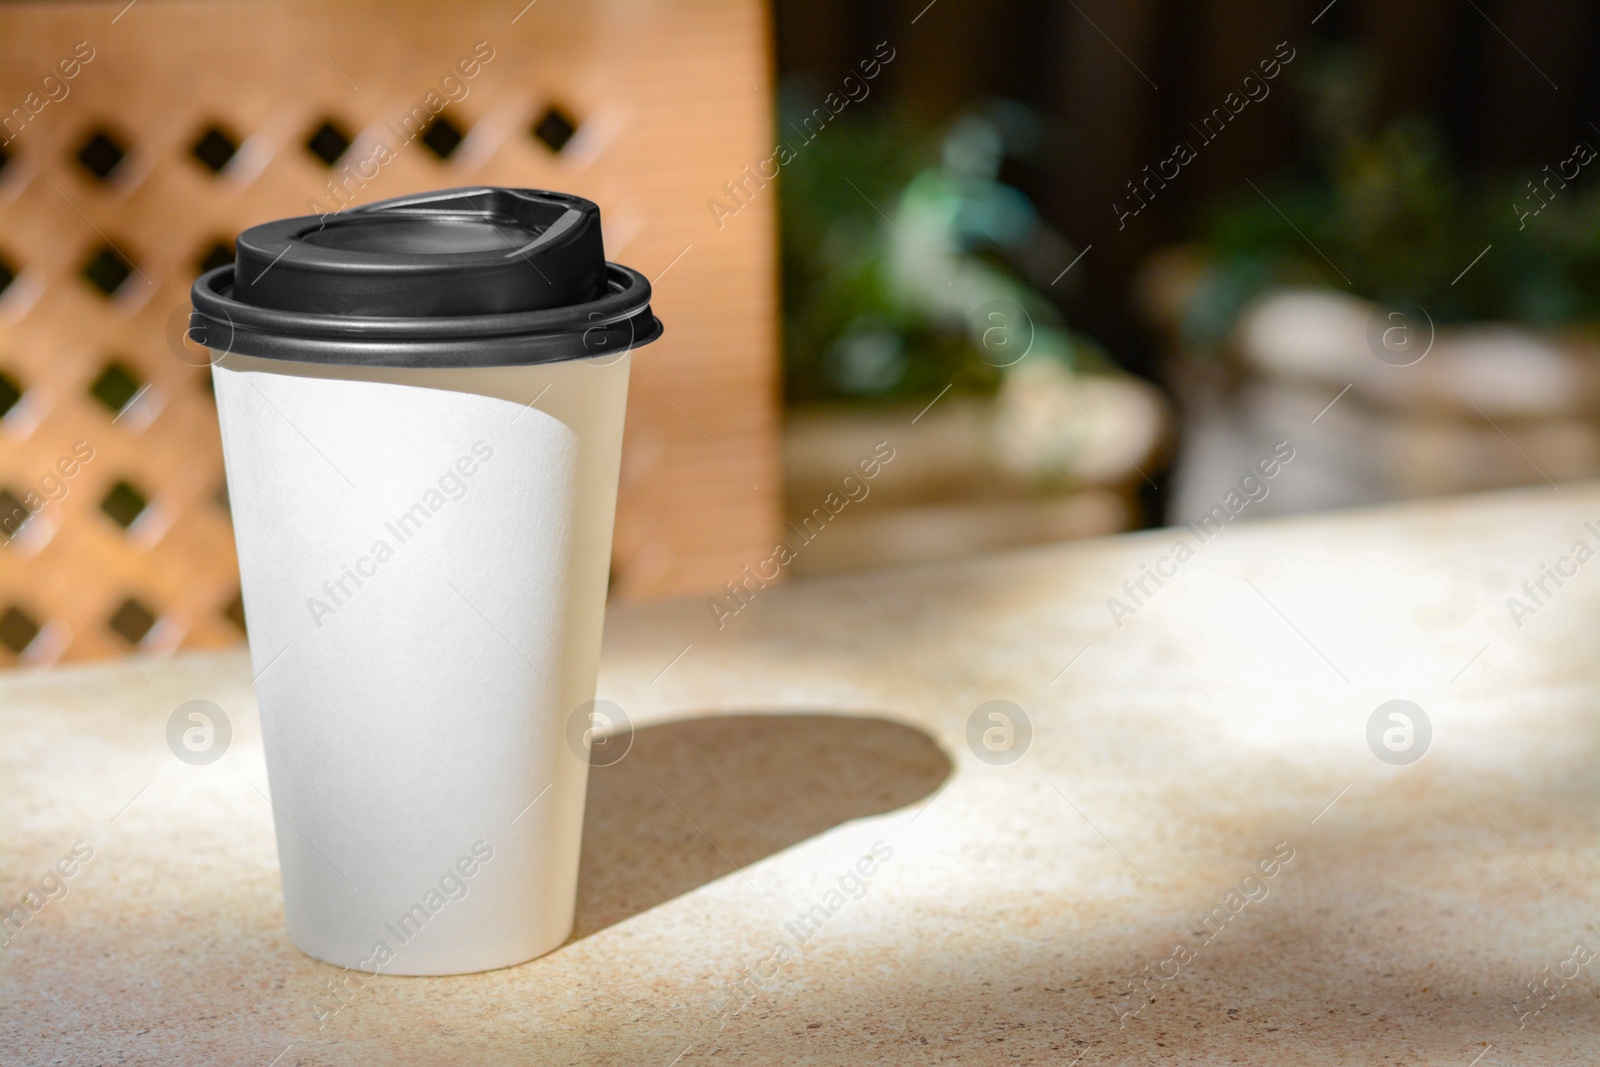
(1187, 47, 1600, 346)
(779, 92, 1108, 404)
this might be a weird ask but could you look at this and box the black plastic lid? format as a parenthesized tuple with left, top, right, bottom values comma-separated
(189, 187, 662, 367)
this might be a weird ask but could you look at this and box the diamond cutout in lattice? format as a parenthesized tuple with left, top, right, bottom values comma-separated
(89, 360, 143, 415)
(306, 119, 352, 165)
(0, 604, 40, 655)
(82, 246, 135, 297)
(532, 106, 579, 152)
(196, 240, 234, 276)
(108, 596, 157, 645)
(191, 125, 239, 173)
(0, 368, 21, 420)
(76, 128, 128, 180)
(0, 488, 30, 540)
(420, 113, 465, 160)
(99, 480, 149, 529)
(222, 590, 247, 633)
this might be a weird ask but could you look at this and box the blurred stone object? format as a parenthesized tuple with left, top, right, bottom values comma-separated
(783, 364, 1168, 574)
(993, 357, 1167, 484)
(1140, 247, 1600, 523)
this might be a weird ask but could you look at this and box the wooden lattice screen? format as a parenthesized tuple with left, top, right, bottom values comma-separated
(0, 0, 780, 666)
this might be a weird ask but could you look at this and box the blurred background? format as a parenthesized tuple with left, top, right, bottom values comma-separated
(3, 0, 1597, 665)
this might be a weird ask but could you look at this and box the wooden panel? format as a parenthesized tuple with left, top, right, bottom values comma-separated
(0, 0, 780, 665)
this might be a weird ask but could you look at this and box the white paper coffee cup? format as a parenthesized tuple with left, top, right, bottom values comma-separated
(192, 189, 661, 974)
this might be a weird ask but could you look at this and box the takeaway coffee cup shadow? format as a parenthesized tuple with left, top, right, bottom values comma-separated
(569, 712, 951, 941)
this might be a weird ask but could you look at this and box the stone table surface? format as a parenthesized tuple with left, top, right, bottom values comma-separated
(4, 484, 1599, 1066)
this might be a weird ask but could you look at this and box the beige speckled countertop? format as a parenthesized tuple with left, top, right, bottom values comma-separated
(5, 485, 1599, 1065)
